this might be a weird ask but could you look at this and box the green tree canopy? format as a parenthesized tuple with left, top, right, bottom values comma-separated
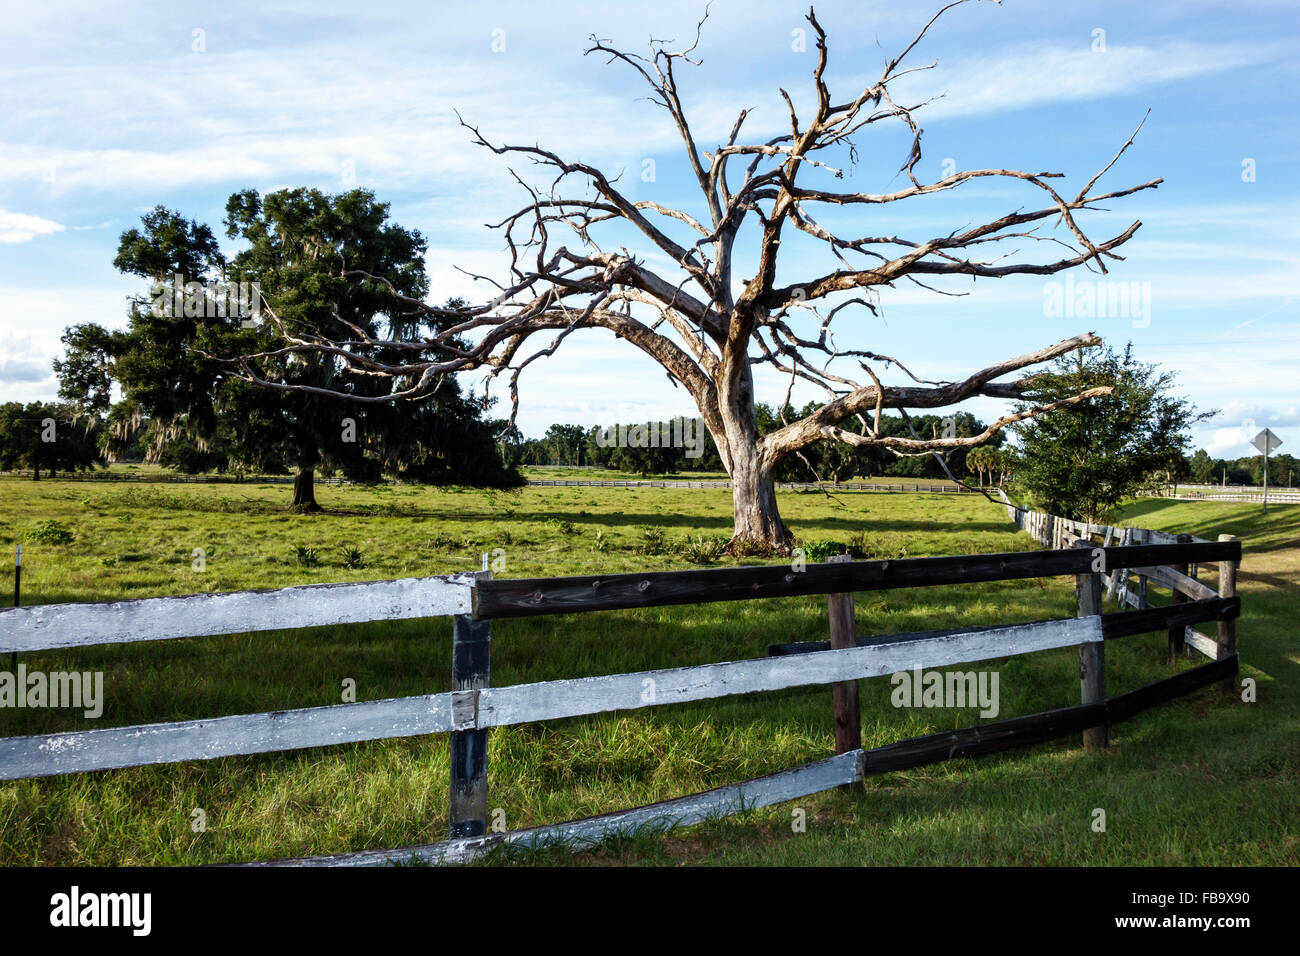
(0, 403, 104, 480)
(55, 193, 519, 500)
(1008, 343, 1212, 522)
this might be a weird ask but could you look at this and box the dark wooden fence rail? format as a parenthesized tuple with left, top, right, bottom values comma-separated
(0, 529, 1242, 866)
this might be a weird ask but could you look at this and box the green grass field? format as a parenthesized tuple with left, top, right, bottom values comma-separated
(0, 477, 1295, 865)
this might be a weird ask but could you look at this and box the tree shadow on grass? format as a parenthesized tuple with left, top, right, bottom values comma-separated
(311, 508, 1014, 537)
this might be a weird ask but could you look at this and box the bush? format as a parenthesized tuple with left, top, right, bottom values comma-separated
(636, 527, 666, 555)
(680, 533, 723, 564)
(295, 546, 319, 567)
(730, 538, 780, 558)
(341, 546, 364, 570)
(24, 520, 75, 546)
(799, 539, 843, 563)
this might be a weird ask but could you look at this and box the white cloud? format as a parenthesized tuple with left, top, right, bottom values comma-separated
(0, 209, 64, 244)
(1204, 425, 1256, 457)
(891, 40, 1283, 122)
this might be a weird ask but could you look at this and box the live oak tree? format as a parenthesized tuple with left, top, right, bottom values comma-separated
(222, 187, 437, 508)
(57, 197, 516, 505)
(226, 4, 1160, 550)
(223, 193, 521, 499)
(1007, 343, 1210, 523)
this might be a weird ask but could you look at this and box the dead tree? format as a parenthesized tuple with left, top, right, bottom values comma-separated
(225, 3, 1160, 552)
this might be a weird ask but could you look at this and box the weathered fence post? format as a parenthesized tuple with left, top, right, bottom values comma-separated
(1110, 526, 1133, 607)
(826, 554, 862, 769)
(450, 567, 492, 839)
(1217, 534, 1238, 694)
(1073, 539, 1107, 750)
(1167, 533, 1193, 664)
(1134, 529, 1149, 611)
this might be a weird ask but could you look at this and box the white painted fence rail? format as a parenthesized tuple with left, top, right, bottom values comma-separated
(0, 614, 1100, 781)
(0, 693, 456, 780)
(250, 750, 865, 867)
(0, 573, 476, 653)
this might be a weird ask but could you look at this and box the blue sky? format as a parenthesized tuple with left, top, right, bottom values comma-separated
(1, 0, 1297, 459)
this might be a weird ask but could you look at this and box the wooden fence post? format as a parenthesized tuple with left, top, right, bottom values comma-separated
(826, 554, 862, 765)
(1217, 534, 1238, 694)
(1110, 527, 1133, 607)
(1073, 540, 1107, 750)
(450, 576, 491, 839)
(1135, 529, 1149, 611)
(1167, 533, 1193, 664)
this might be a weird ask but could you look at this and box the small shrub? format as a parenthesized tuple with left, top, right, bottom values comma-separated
(680, 533, 722, 564)
(592, 529, 610, 553)
(24, 520, 75, 546)
(729, 537, 779, 559)
(295, 546, 319, 567)
(799, 539, 843, 563)
(637, 527, 666, 555)
(100, 556, 118, 567)
(341, 546, 364, 569)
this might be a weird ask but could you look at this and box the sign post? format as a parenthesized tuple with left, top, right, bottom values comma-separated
(1251, 429, 1283, 511)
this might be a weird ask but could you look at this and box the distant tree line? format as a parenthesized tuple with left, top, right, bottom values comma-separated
(1187, 448, 1297, 487)
(501, 406, 1005, 481)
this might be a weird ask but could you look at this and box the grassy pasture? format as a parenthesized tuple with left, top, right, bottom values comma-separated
(0, 477, 1294, 866)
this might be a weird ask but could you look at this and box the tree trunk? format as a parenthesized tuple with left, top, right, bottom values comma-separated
(32, 463, 39, 481)
(292, 466, 320, 511)
(729, 451, 789, 553)
(718, 359, 792, 553)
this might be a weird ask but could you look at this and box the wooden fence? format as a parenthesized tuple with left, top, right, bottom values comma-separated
(0, 528, 1240, 866)
(997, 490, 1241, 662)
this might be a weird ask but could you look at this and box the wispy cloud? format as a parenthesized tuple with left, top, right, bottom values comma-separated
(891, 39, 1284, 121)
(0, 209, 64, 244)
